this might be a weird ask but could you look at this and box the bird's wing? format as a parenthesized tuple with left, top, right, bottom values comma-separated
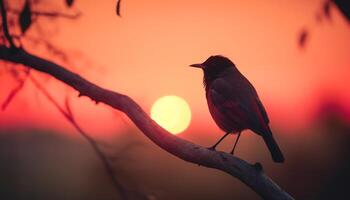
(255, 97, 270, 124)
(210, 78, 268, 133)
(240, 75, 270, 124)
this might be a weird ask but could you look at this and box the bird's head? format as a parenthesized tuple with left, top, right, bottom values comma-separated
(190, 55, 236, 81)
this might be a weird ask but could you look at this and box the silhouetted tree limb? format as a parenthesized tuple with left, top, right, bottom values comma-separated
(0, 0, 15, 47)
(1, 1, 137, 198)
(1, 0, 292, 198)
(8, 9, 81, 19)
(0, 45, 294, 200)
(28, 75, 130, 199)
(1, 68, 30, 110)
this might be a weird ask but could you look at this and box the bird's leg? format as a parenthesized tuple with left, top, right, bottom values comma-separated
(208, 132, 230, 151)
(230, 132, 241, 155)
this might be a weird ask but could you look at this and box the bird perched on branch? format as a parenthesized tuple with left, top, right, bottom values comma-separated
(190, 55, 284, 163)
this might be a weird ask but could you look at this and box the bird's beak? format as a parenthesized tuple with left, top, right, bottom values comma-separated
(189, 63, 205, 69)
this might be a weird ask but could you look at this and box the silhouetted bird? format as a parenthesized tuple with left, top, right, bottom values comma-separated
(190, 55, 284, 163)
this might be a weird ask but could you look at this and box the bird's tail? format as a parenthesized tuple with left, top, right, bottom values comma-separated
(262, 128, 285, 163)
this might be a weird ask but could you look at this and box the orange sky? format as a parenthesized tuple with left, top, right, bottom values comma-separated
(0, 0, 349, 136)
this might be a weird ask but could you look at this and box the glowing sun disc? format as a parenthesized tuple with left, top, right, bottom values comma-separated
(151, 95, 191, 134)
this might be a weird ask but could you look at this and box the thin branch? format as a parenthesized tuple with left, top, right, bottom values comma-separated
(1, 68, 30, 110)
(0, 0, 16, 48)
(0, 46, 294, 200)
(28, 75, 129, 200)
(1, 2, 132, 198)
(8, 9, 81, 19)
(10, 34, 70, 62)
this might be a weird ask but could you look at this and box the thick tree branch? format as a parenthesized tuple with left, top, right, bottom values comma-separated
(0, 46, 294, 200)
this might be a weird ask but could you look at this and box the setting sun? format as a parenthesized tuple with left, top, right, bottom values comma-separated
(151, 95, 191, 134)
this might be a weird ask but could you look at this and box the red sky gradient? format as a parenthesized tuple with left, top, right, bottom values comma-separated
(0, 0, 349, 137)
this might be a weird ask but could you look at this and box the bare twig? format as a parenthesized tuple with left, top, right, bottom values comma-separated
(1, 2, 131, 198)
(29, 75, 129, 200)
(9, 34, 70, 62)
(0, 0, 16, 48)
(0, 46, 294, 200)
(1, 68, 30, 110)
(8, 9, 81, 19)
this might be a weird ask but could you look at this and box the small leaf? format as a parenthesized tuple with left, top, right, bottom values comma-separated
(298, 29, 308, 48)
(66, 0, 74, 7)
(19, 1, 32, 34)
(116, 0, 122, 16)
